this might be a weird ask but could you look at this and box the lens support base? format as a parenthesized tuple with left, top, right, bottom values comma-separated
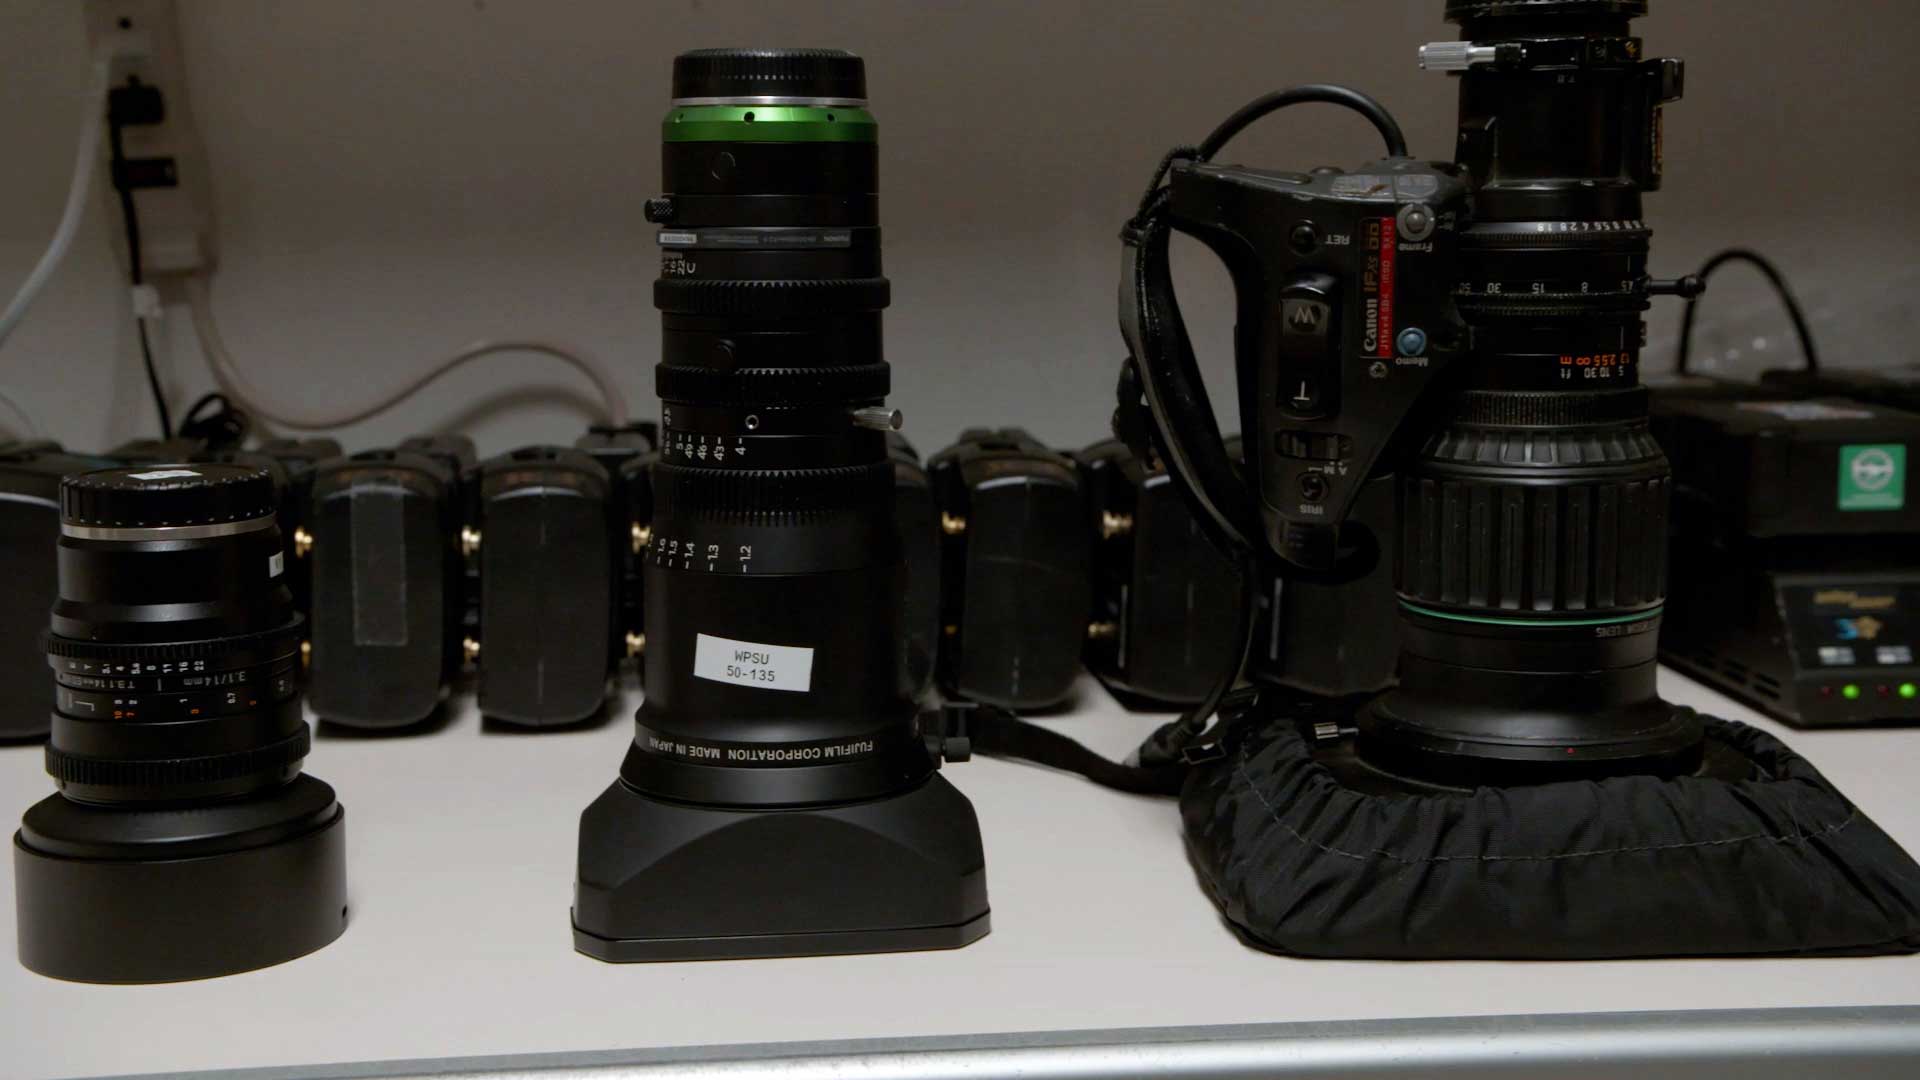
(13, 776, 347, 983)
(573, 772, 989, 962)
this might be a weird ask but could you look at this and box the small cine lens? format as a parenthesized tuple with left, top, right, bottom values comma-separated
(13, 463, 347, 984)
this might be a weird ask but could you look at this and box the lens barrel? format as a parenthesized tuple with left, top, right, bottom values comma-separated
(14, 464, 346, 983)
(626, 49, 921, 805)
(575, 49, 988, 961)
(1361, 3, 1702, 785)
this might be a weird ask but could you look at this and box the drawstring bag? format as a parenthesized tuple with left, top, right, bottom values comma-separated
(969, 693, 1920, 959)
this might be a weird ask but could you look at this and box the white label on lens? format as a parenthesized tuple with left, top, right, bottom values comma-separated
(127, 468, 200, 480)
(693, 633, 813, 693)
(268, 550, 285, 578)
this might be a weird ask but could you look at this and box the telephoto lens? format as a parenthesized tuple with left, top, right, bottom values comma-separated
(13, 464, 347, 983)
(574, 48, 989, 961)
(1362, 0, 1704, 786)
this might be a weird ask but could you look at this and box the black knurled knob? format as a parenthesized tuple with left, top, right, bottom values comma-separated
(671, 49, 867, 102)
(61, 463, 278, 529)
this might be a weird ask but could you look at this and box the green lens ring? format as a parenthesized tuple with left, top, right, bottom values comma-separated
(1400, 602, 1663, 629)
(663, 105, 877, 143)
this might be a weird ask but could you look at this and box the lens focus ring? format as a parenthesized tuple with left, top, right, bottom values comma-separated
(654, 277, 890, 318)
(1450, 388, 1649, 426)
(656, 363, 889, 406)
(654, 461, 891, 519)
(45, 726, 309, 789)
(45, 623, 304, 668)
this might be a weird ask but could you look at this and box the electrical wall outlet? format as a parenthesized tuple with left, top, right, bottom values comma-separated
(84, 0, 217, 277)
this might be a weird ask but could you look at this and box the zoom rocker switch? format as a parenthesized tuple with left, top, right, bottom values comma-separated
(1277, 273, 1340, 420)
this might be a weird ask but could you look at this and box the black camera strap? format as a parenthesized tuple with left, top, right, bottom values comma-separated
(952, 688, 1264, 798)
(1117, 182, 1264, 567)
(971, 92, 1410, 799)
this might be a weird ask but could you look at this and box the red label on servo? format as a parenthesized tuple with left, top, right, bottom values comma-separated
(1362, 218, 1397, 358)
(1377, 218, 1396, 359)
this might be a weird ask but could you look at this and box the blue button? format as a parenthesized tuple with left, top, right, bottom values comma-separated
(1396, 327, 1427, 357)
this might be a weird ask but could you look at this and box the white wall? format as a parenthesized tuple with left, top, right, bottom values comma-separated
(3, 0, 1916, 456)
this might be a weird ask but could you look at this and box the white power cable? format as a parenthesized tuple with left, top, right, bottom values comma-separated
(185, 275, 629, 430)
(0, 59, 113, 351)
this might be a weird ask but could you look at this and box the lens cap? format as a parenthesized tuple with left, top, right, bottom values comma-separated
(671, 48, 867, 103)
(1446, 0, 1647, 21)
(62, 462, 277, 528)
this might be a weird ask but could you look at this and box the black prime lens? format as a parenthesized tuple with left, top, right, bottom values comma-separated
(13, 464, 347, 983)
(575, 49, 988, 962)
(1361, 1, 1700, 786)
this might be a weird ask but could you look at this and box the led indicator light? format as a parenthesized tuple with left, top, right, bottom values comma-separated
(1902, 683, 1918, 700)
(1842, 684, 1863, 701)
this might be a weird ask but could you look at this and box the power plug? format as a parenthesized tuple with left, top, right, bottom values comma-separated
(84, 0, 216, 277)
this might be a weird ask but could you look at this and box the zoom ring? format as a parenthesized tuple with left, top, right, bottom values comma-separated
(45, 623, 304, 667)
(1400, 427, 1670, 614)
(654, 461, 892, 518)
(45, 726, 310, 788)
(653, 277, 890, 317)
(1451, 388, 1649, 426)
(656, 363, 889, 405)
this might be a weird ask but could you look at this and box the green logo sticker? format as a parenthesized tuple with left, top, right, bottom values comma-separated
(1838, 444, 1905, 511)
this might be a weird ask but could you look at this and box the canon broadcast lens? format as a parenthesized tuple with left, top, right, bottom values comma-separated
(574, 48, 989, 962)
(1363, 0, 1704, 786)
(13, 464, 347, 983)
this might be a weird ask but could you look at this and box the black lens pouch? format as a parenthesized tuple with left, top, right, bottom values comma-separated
(1181, 705, 1920, 959)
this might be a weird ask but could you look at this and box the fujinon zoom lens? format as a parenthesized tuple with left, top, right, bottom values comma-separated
(574, 49, 989, 962)
(13, 464, 347, 983)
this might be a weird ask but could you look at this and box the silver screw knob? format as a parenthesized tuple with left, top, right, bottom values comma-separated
(850, 406, 903, 431)
(1418, 41, 1503, 71)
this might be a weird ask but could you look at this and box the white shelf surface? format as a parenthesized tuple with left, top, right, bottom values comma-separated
(3, 669, 1918, 1079)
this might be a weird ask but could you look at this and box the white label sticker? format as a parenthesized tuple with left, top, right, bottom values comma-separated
(268, 550, 285, 578)
(127, 468, 201, 480)
(693, 633, 814, 693)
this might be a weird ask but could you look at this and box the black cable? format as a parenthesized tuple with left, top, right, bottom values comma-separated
(1675, 248, 1820, 376)
(1116, 85, 1409, 752)
(1146, 551, 1263, 758)
(1197, 84, 1409, 163)
(1129, 85, 1407, 233)
(108, 93, 173, 439)
(177, 391, 250, 449)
